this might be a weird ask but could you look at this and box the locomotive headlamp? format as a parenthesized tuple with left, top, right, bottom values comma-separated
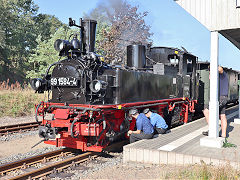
(30, 78, 48, 93)
(89, 80, 107, 93)
(35, 80, 41, 89)
(54, 39, 72, 52)
(30, 78, 42, 90)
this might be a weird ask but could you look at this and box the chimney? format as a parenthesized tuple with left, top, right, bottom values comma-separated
(81, 19, 97, 53)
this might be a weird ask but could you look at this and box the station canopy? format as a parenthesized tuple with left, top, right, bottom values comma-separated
(175, 0, 240, 50)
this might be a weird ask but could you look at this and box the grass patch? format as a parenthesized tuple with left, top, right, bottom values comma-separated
(0, 80, 45, 117)
(161, 163, 240, 179)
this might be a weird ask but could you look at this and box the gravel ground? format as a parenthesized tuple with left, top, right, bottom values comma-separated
(0, 116, 60, 165)
(0, 131, 61, 164)
(50, 152, 186, 180)
(0, 115, 36, 126)
(0, 146, 61, 165)
(51, 152, 240, 180)
(0, 130, 38, 142)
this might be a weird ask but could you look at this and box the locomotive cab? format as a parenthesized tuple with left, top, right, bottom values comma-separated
(147, 47, 198, 100)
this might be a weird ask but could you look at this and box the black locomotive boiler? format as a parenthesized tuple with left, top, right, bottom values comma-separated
(31, 18, 199, 151)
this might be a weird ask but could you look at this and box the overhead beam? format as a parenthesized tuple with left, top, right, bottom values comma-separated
(220, 30, 240, 50)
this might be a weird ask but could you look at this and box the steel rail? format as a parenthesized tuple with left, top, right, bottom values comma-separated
(0, 121, 41, 135)
(0, 122, 40, 130)
(10, 152, 97, 180)
(0, 148, 71, 175)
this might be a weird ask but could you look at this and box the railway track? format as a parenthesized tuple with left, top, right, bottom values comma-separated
(0, 139, 128, 179)
(0, 148, 97, 179)
(0, 122, 41, 136)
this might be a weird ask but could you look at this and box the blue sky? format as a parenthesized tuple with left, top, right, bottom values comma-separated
(34, 0, 240, 71)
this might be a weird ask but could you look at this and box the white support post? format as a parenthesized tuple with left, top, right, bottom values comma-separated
(208, 31, 219, 138)
(200, 31, 224, 148)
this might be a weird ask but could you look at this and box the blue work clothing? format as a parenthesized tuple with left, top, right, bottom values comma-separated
(150, 113, 168, 129)
(136, 113, 154, 134)
(219, 71, 229, 96)
(130, 133, 153, 143)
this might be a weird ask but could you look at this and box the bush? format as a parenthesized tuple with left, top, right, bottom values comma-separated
(0, 81, 44, 117)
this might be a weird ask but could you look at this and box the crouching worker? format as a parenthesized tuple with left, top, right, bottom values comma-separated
(127, 108, 154, 143)
(143, 108, 168, 134)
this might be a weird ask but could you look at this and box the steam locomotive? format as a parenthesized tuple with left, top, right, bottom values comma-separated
(31, 18, 238, 152)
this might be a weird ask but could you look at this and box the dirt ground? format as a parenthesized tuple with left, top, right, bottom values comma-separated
(0, 115, 35, 126)
(0, 116, 52, 159)
(0, 134, 52, 158)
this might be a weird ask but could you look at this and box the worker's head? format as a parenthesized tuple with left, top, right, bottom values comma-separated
(143, 108, 151, 118)
(208, 66, 223, 76)
(218, 66, 223, 74)
(129, 108, 139, 119)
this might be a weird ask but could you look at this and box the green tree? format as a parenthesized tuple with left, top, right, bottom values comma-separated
(26, 26, 78, 78)
(24, 14, 63, 76)
(0, 0, 38, 67)
(0, 24, 6, 75)
(0, 0, 63, 83)
(0, 0, 38, 82)
(33, 14, 63, 41)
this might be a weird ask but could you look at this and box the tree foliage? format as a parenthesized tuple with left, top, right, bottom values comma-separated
(0, 0, 37, 81)
(33, 14, 63, 41)
(26, 27, 78, 78)
(0, 0, 63, 83)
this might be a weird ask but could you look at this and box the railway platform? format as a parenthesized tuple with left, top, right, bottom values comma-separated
(123, 106, 240, 169)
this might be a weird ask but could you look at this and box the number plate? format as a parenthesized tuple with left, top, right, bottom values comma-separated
(50, 77, 78, 86)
